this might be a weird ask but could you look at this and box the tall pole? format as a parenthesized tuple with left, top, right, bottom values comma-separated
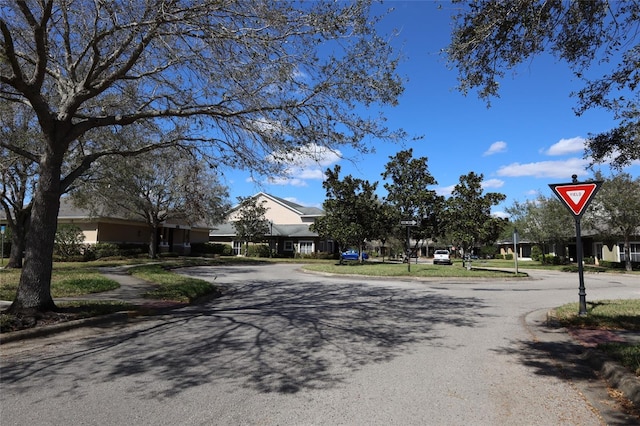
(513, 228, 519, 275)
(406, 225, 411, 272)
(0, 225, 4, 268)
(575, 217, 587, 316)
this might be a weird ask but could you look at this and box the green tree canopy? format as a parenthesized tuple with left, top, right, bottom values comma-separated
(506, 194, 575, 258)
(447, 0, 640, 168)
(381, 149, 444, 253)
(311, 165, 380, 262)
(444, 172, 506, 254)
(586, 172, 640, 271)
(232, 196, 271, 256)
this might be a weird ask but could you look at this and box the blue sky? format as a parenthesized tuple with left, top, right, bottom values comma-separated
(223, 1, 639, 217)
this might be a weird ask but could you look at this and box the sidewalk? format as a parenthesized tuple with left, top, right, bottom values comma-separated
(525, 309, 640, 409)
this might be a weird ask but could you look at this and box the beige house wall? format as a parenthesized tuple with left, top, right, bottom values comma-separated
(601, 245, 620, 262)
(59, 218, 208, 254)
(228, 194, 308, 225)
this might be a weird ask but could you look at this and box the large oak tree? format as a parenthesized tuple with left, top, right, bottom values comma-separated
(0, 1, 405, 313)
(447, 0, 640, 168)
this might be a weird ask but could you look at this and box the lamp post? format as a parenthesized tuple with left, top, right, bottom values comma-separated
(513, 228, 519, 275)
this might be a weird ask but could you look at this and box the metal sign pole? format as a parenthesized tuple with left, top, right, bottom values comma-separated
(400, 220, 417, 272)
(549, 175, 602, 317)
(513, 228, 519, 275)
(406, 224, 411, 272)
(575, 217, 587, 316)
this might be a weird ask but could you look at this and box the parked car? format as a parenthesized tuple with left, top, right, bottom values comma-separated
(433, 249, 452, 265)
(341, 250, 369, 261)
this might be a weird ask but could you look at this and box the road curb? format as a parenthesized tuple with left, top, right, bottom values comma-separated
(583, 348, 640, 407)
(0, 311, 133, 344)
(527, 309, 640, 409)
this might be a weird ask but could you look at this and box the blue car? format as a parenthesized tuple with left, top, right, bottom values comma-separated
(341, 250, 369, 260)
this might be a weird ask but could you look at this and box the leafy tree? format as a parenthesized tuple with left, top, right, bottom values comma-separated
(0, 1, 405, 313)
(311, 165, 380, 263)
(444, 172, 506, 255)
(585, 173, 640, 271)
(0, 103, 41, 268)
(382, 149, 444, 256)
(373, 201, 400, 261)
(506, 194, 575, 260)
(232, 197, 270, 257)
(73, 148, 229, 258)
(447, 0, 640, 168)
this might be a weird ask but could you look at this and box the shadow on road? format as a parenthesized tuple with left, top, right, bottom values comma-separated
(2, 277, 488, 399)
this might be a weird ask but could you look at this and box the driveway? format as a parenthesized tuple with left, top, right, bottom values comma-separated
(1, 264, 639, 425)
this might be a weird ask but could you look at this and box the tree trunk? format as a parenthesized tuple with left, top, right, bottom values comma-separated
(5, 208, 30, 269)
(8, 161, 60, 313)
(149, 224, 159, 259)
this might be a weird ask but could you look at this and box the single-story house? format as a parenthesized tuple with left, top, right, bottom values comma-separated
(209, 192, 336, 257)
(55, 197, 211, 255)
(1, 198, 210, 256)
(497, 230, 640, 263)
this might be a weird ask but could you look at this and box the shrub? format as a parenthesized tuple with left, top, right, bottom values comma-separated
(54, 224, 86, 260)
(531, 245, 542, 261)
(247, 244, 270, 257)
(191, 242, 232, 256)
(93, 243, 121, 259)
(480, 245, 497, 259)
(504, 253, 513, 260)
(542, 254, 564, 265)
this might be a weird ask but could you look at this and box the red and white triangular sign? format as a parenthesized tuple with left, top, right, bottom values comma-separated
(549, 181, 602, 217)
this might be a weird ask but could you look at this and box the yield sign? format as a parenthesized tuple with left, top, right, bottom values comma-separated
(549, 181, 602, 217)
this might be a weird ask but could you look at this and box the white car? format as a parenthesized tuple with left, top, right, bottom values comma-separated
(433, 249, 452, 265)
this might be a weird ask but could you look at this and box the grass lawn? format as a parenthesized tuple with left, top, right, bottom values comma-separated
(0, 258, 223, 333)
(0, 266, 120, 300)
(552, 299, 640, 376)
(129, 263, 221, 303)
(303, 260, 528, 278)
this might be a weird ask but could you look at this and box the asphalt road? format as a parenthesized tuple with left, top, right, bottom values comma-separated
(1, 264, 639, 425)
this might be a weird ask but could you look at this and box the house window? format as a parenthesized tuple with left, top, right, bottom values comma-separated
(284, 240, 294, 251)
(620, 242, 640, 262)
(299, 241, 314, 255)
(233, 240, 242, 256)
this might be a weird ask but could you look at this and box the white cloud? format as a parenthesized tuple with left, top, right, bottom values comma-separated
(266, 176, 308, 187)
(544, 137, 586, 156)
(492, 211, 509, 219)
(496, 158, 590, 179)
(483, 141, 507, 156)
(436, 185, 456, 197)
(482, 178, 505, 189)
(263, 143, 342, 188)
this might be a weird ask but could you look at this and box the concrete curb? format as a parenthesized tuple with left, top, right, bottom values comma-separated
(527, 309, 640, 409)
(583, 348, 640, 407)
(0, 311, 133, 344)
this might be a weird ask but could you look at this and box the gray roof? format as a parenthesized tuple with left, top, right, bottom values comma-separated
(265, 193, 324, 217)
